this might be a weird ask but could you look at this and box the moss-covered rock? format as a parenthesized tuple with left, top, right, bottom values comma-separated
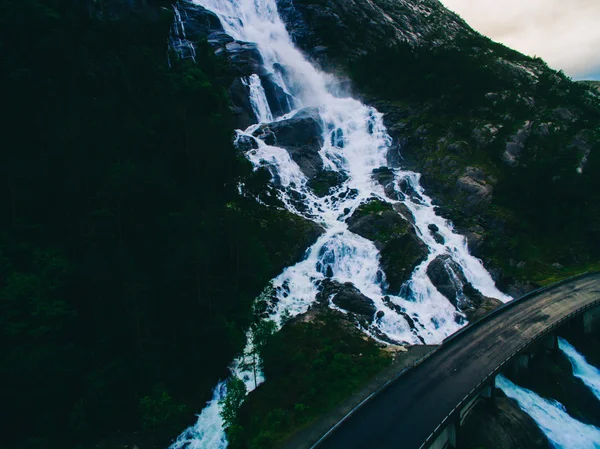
(229, 309, 391, 449)
(307, 170, 348, 197)
(347, 200, 428, 293)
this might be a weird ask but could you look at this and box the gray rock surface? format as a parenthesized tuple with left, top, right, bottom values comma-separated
(347, 200, 428, 293)
(319, 279, 377, 321)
(253, 108, 325, 178)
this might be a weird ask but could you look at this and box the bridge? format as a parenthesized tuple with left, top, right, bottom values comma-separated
(312, 272, 600, 449)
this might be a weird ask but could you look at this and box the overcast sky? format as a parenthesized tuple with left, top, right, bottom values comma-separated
(439, 0, 600, 80)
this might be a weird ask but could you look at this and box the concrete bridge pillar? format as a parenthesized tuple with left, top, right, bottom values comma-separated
(541, 334, 558, 353)
(510, 353, 531, 376)
(583, 307, 600, 335)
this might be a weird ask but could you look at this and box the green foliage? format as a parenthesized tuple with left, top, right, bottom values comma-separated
(139, 388, 187, 430)
(348, 36, 522, 110)
(219, 377, 248, 429)
(228, 311, 391, 449)
(0, 2, 321, 448)
(341, 25, 600, 283)
(352, 199, 393, 219)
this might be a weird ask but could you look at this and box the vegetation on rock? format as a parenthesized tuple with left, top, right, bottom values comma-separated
(0, 1, 321, 448)
(227, 309, 391, 449)
(278, 0, 600, 290)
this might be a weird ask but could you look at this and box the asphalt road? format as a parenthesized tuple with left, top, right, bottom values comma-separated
(315, 273, 600, 449)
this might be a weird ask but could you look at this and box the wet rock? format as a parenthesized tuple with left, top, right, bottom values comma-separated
(428, 224, 445, 245)
(253, 107, 325, 178)
(235, 134, 259, 152)
(319, 280, 376, 321)
(379, 233, 428, 294)
(307, 170, 348, 196)
(260, 74, 294, 118)
(392, 203, 415, 224)
(346, 200, 428, 294)
(174, 2, 224, 41)
(427, 255, 466, 307)
(427, 255, 498, 317)
(382, 297, 420, 335)
(229, 77, 258, 130)
(333, 285, 376, 318)
(463, 225, 486, 256)
(218, 41, 267, 77)
(253, 126, 277, 146)
(373, 167, 402, 200)
(376, 310, 385, 319)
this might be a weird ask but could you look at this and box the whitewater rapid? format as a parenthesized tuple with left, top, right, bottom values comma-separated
(170, 0, 512, 447)
(559, 337, 600, 400)
(497, 375, 600, 448)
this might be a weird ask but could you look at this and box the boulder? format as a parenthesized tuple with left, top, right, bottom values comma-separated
(427, 255, 504, 319)
(463, 225, 486, 256)
(373, 167, 401, 200)
(428, 224, 445, 245)
(235, 134, 259, 152)
(347, 200, 428, 293)
(260, 74, 294, 118)
(175, 2, 224, 42)
(456, 167, 495, 210)
(307, 170, 348, 196)
(427, 255, 478, 309)
(217, 41, 267, 77)
(253, 107, 325, 178)
(427, 255, 465, 307)
(318, 280, 376, 321)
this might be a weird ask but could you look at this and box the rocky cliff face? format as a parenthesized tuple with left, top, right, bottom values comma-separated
(275, 0, 600, 290)
(276, 0, 474, 67)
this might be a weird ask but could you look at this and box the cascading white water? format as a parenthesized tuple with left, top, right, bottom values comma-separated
(242, 74, 273, 123)
(170, 0, 512, 447)
(496, 375, 600, 448)
(171, 4, 196, 61)
(559, 337, 600, 399)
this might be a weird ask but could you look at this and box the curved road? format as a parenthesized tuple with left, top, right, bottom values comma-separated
(315, 272, 600, 449)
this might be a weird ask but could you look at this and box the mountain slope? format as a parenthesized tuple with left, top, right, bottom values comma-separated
(277, 0, 600, 291)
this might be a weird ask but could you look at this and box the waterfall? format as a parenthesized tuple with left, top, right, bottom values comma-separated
(559, 337, 600, 400)
(170, 0, 512, 447)
(242, 74, 274, 123)
(170, 3, 196, 61)
(496, 375, 600, 448)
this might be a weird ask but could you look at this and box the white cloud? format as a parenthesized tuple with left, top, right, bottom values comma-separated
(439, 0, 600, 79)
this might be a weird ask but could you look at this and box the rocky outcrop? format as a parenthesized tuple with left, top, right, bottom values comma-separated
(318, 279, 376, 323)
(171, 2, 294, 128)
(307, 170, 348, 196)
(253, 108, 325, 178)
(273, 0, 600, 294)
(456, 167, 496, 211)
(427, 255, 502, 319)
(347, 200, 428, 293)
(502, 121, 532, 166)
(276, 0, 476, 69)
